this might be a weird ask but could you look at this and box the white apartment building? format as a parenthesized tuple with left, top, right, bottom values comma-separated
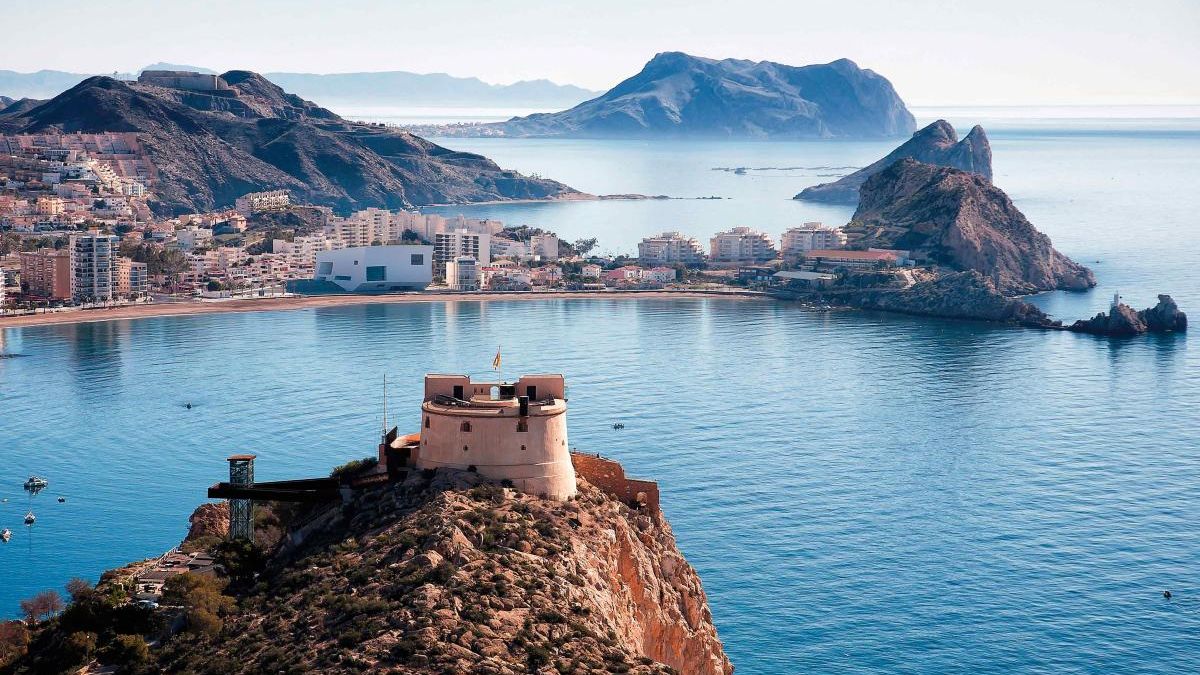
(433, 230, 490, 276)
(176, 226, 213, 252)
(71, 231, 119, 302)
(234, 190, 290, 216)
(490, 237, 527, 259)
(638, 231, 707, 266)
(780, 222, 848, 257)
(530, 233, 560, 261)
(709, 227, 778, 264)
(445, 256, 480, 291)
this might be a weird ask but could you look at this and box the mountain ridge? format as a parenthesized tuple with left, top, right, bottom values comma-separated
(0, 67, 597, 108)
(0, 72, 579, 214)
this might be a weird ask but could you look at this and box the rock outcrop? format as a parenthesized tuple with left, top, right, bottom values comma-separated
(1069, 294, 1188, 336)
(493, 51, 916, 139)
(847, 159, 1095, 295)
(185, 502, 229, 542)
(817, 270, 1052, 324)
(0, 74, 580, 215)
(795, 119, 992, 204)
(150, 468, 732, 674)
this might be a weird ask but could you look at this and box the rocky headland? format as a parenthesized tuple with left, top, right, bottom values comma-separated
(795, 119, 992, 204)
(2, 466, 732, 675)
(0, 72, 580, 215)
(847, 159, 1095, 295)
(775, 158, 1186, 335)
(460, 52, 915, 140)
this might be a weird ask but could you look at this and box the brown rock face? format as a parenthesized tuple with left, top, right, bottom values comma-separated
(154, 470, 732, 674)
(796, 119, 992, 204)
(185, 502, 229, 542)
(849, 159, 1095, 295)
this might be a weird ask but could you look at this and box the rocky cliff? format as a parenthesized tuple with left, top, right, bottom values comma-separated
(12, 467, 727, 675)
(796, 119, 992, 204)
(493, 52, 915, 139)
(152, 470, 731, 674)
(0, 73, 580, 215)
(847, 159, 1095, 295)
(1069, 294, 1188, 336)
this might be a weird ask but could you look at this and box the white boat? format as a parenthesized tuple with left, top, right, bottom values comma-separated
(24, 512, 35, 526)
(1, 529, 11, 542)
(23, 476, 48, 494)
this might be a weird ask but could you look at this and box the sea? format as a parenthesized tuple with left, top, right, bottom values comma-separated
(1, 105, 1198, 673)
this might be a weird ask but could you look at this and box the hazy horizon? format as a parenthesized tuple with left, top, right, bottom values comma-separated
(1, 0, 1198, 107)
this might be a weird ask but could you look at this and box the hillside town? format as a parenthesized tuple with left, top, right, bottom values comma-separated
(0, 132, 913, 316)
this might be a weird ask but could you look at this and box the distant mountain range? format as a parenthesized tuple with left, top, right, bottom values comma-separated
(0, 71, 578, 214)
(0, 64, 598, 108)
(795, 119, 992, 203)
(488, 52, 916, 139)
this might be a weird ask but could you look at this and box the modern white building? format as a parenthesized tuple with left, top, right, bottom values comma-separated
(781, 222, 847, 257)
(445, 256, 480, 291)
(71, 231, 119, 302)
(638, 231, 707, 266)
(311, 245, 433, 293)
(433, 230, 490, 276)
(709, 227, 777, 264)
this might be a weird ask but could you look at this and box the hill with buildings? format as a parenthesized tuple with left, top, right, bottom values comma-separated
(795, 119, 993, 204)
(486, 52, 916, 139)
(0, 72, 580, 215)
(846, 159, 1094, 295)
(4, 468, 732, 674)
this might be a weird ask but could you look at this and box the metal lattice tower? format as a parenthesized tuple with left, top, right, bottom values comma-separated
(226, 454, 256, 540)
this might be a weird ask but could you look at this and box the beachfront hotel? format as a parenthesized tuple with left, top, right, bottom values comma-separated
(780, 223, 848, 258)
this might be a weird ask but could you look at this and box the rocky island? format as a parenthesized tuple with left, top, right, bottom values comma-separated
(0, 71, 581, 215)
(795, 119, 993, 204)
(409, 52, 916, 140)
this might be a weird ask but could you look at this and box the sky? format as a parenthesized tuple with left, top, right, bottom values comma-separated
(2, 0, 1197, 106)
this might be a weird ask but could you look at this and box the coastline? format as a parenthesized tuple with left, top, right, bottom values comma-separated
(0, 289, 765, 329)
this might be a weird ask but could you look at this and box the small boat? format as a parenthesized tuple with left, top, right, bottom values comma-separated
(1, 529, 11, 542)
(57, 497, 66, 503)
(611, 423, 625, 430)
(24, 512, 35, 526)
(23, 476, 48, 493)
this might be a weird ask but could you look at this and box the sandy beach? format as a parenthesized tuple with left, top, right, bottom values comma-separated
(0, 289, 765, 329)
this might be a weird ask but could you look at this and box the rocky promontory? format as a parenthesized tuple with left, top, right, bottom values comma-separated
(795, 119, 992, 204)
(4, 467, 732, 675)
(847, 159, 1095, 295)
(1069, 294, 1188, 336)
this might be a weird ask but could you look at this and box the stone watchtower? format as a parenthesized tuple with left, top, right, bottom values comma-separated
(412, 374, 576, 500)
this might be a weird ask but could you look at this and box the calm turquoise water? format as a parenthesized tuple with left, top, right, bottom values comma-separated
(2, 116, 1199, 673)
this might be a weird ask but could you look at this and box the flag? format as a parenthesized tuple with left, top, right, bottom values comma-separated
(492, 347, 502, 371)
